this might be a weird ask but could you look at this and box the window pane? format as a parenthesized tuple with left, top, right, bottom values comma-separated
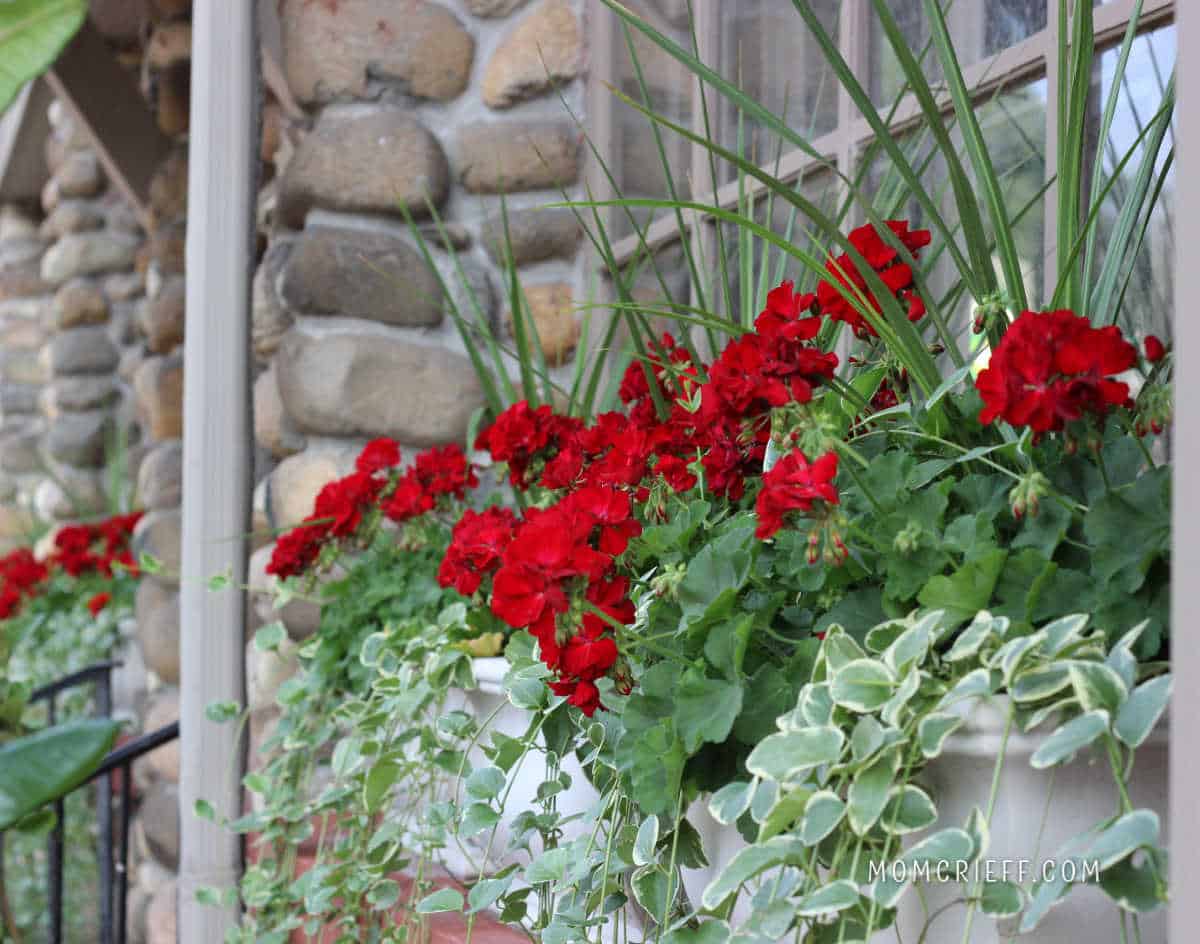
(610, 1, 694, 239)
(1085, 24, 1175, 343)
(716, 0, 840, 183)
(869, 1, 1047, 105)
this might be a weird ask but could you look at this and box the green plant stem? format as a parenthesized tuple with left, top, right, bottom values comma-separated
(958, 705, 1014, 944)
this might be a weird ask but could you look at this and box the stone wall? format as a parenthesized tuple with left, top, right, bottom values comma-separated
(251, 0, 590, 635)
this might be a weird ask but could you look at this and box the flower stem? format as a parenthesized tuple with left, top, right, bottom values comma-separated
(959, 705, 1014, 944)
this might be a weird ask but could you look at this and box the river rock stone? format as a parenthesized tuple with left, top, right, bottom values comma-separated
(40, 201, 106, 239)
(140, 690, 180, 784)
(133, 509, 182, 582)
(252, 241, 293, 361)
(278, 109, 449, 227)
(136, 580, 180, 684)
(148, 149, 188, 224)
(266, 448, 354, 530)
(41, 232, 140, 284)
(506, 281, 578, 365)
(457, 121, 579, 193)
(55, 151, 103, 198)
(480, 207, 580, 265)
(0, 382, 38, 416)
(280, 226, 443, 326)
(133, 354, 184, 439)
(47, 326, 120, 375)
(141, 276, 186, 353)
(254, 365, 306, 458)
(280, 0, 474, 104)
(54, 278, 110, 328)
(148, 219, 186, 275)
(466, 0, 530, 16)
(482, 0, 581, 108)
(275, 330, 485, 446)
(0, 419, 42, 474)
(46, 376, 119, 413)
(246, 634, 299, 711)
(45, 410, 112, 467)
(137, 440, 183, 510)
(140, 781, 179, 870)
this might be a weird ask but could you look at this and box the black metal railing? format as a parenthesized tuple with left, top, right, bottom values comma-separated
(3, 662, 180, 944)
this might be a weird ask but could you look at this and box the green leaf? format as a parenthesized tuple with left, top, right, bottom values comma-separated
(848, 749, 899, 835)
(0, 718, 120, 829)
(746, 728, 845, 782)
(1067, 661, 1128, 714)
(937, 668, 1001, 710)
(795, 880, 860, 917)
(205, 700, 240, 723)
(194, 798, 216, 822)
(1011, 664, 1072, 703)
(1099, 854, 1167, 913)
(465, 765, 506, 801)
(757, 786, 813, 842)
(917, 549, 1007, 623)
(1086, 809, 1160, 870)
(709, 781, 754, 826)
(1114, 675, 1171, 749)
(460, 802, 500, 837)
(800, 790, 846, 846)
(632, 867, 671, 920)
(850, 716, 885, 763)
(979, 880, 1024, 917)
(662, 922, 731, 944)
(918, 712, 964, 758)
(700, 836, 806, 910)
(254, 621, 286, 652)
(633, 814, 659, 867)
(830, 659, 896, 713)
(0, 0, 87, 114)
(677, 524, 754, 624)
(367, 879, 402, 910)
(869, 829, 974, 909)
(881, 785, 937, 835)
(1083, 469, 1170, 595)
(467, 874, 515, 914)
(674, 669, 743, 754)
(415, 888, 464, 914)
(945, 611, 1006, 662)
(1030, 710, 1109, 769)
(362, 759, 401, 812)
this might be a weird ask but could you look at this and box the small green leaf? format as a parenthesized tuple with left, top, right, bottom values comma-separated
(1030, 710, 1109, 769)
(709, 781, 754, 825)
(881, 785, 937, 834)
(795, 879, 860, 916)
(363, 760, 401, 811)
(831, 659, 896, 713)
(799, 791, 845, 845)
(850, 716, 885, 763)
(979, 880, 1024, 917)
(945, 611, 1005, 662)
(848, 749, 899, 835)
(918, 712, 964, 758)
(1012, 664, 1072, 702)
(1114, 675, 1171, 748)
(937, 668, 1000, 709)
(869, 828, 974, 909)
(194, 799, 216, 822)
(1099, 854, 1167, 913)
(460, 802, 500, 837)
(1086, 810, 1160, 870)
(674, 670, 743, 754)
(367, 879, 402, 909)
(632, 867, 671, 920)
(1067, 661, 1128, 714)
(205, 700, 240, 723)
(746, 728, 844, 781)
(465, 765, 506, 801)
(416, 888, 464, 914)
(467, 874, 515, 914)
(206, 569, 233, 592)
(254, 622, 286, 652)
(700, 836, 806, 909)
(634, 815, 659, 867)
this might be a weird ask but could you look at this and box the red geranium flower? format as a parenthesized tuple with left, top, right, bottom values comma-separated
(1144, 335, 1166, 363)
(755, 450, 840, 540)
(438, 506, 517, 596)
(976, 309, 1137, 434)
(817, 220, 931, 338)
(87, 592, 111, 616)
(356, 438, 401, 475)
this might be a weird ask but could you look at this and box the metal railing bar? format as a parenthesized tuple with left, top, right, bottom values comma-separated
(29, 661, 121, 703)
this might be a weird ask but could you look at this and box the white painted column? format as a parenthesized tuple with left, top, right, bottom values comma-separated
(1172, 2, 1198, 942)
(178, 0, 257, 938)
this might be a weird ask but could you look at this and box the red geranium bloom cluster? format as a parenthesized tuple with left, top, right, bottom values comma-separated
(437, 506, 518, 596)
(266, 438, 402, 578)
(755, 450, 841, 541)
(0, 548, 49, 618)
(817, 220, 932, 339)
(488, 486, 640, 716)
(384, 444, 478, 523)
(50, 512, 143, 578)
(975, 309, 1137, 435)
(474, 402, 581, 491)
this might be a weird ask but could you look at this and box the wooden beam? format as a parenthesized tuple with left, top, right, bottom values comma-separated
(0, 79, 54, 205)
(177, 0, 257, 938)
(44, 19, 173, 229)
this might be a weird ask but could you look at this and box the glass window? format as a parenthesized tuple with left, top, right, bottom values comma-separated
(716, 0, 840, 182)
(1085, 24, 1175, 343)
(869, 1, 1048, 105)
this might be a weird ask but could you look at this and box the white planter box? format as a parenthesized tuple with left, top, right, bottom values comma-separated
(451, 667, 1168, 943)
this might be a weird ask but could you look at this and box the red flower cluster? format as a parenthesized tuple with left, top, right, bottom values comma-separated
(817, 220, 931, 339)
(976, 309, 1137, 435)
(266, 438, 403, 579)
(87, 592, 112, 616)
(0, 548, 49, 618)
(437, 506, 518, 596)
(755, 450, 841, 541)
(384, 444, 478, 523)
(488, 486, 640, 716)
(49, 512, 142, 578)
